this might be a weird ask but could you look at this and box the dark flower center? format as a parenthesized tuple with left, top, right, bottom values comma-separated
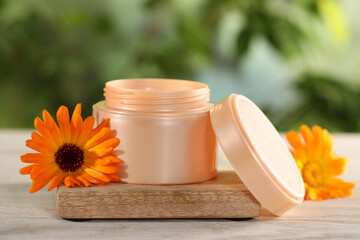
(55, 144, 84, 172)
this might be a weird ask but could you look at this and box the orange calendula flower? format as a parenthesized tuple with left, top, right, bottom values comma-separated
(20, 104, 122, 193)
(286, 125, 355, 201)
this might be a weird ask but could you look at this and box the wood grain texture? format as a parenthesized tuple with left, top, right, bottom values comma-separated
(1, 130, 359, 239)
(56, 171, 260, 219)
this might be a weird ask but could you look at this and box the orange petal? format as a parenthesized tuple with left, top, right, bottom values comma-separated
(290, 149, 307, 165)
(103, 155, 122, 163)
(325, 178, 355, 189)
(325, 178, 355, 198)
(31, 164, 57, 181)
(92, 158, 111, 166)
(72, 103, 82, 120)
(107, 173, 120, 182)
(34, 117, 60, 147)
(21, 153, 52, 164)
(57, 106, 71, 143)
(90, 118, 110, 138)
(83, 173, 106, 185)
(300, 124, 312, 146)
(26, 140, 54, 154)
(322, 129, 333, 157)
(42, 109, 62, 146)
(286, 130, 303, 151)
(85, 168, 111, 182)
(29, 168, 57, 193)
(19, 164, 35, 175)
(29, 180, 48, 194)
(31, 132, 58, 152)
(311, 125, 323, 158)
(84, 127, 112, 149)
(70, 114, 83, 143)
(294, 159, 304, 173)
(324, 157, 349, 176)
(70, 176, 82, 186)
(92, 156, 121, 166)
(91, 165, 118, 174)
(64, 176, 75, 187)
(89, 147, 114, 158)
(76, 175, 92, 186)
(76, 116, 95, 146)
(306, 187, 321, 201)
(70, 104, 83, 143)
(30, 165, 49, 180)
(90, 138, 120, 150)
(48, 174, 64, 191)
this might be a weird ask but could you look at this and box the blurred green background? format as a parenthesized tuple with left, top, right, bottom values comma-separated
(1, 0, 359, 131)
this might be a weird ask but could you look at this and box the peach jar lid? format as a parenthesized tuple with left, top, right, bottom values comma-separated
(210, 94, 305, 216)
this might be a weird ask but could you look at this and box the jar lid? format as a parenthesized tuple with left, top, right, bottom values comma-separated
(210, 94, 305, 216)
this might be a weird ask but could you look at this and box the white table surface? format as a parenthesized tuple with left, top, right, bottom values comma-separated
(0, 130, 359, 240)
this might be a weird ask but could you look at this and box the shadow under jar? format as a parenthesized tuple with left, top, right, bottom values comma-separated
(93, 79, 217, 184)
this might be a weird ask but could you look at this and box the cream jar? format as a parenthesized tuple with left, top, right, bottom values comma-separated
(93, 79, 217, 184)
(93, 79, 305, 216)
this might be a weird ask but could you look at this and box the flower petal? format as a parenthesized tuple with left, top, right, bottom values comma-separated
(322, 129, 333, 157)
(324, 157, 349, 177)
(89, 147, 114, 158)
(84, 127, 112, 150)
(64, 176, 75, 187)
(26, 140, 54, 154)
(30, 179, 49, 194)
(311, 125, 323, 159)
(48, 174, 64, 191)
(29, 167, 58, 193)
(306, 187, 321, 201)
(300, 124, 312, 147)
(30, 164, 57, 181)
(20, 164, 35, 175)
(90, 138, 120, 150)
(103, 155, 122, 163)
(72, 103, 82, 120)
(323, 178, 355, 198)
(57, 106, 71, 143)
(286, 130, 303, 151)
(34, 117, 60, 147)
(91, 165, 118, 174)
(42, 109, 62, 146)
(92, 155, 122, 166)
(76, 116, 95, 147)
(83, 173, 106, 185)
(21, 153, 52, 164)
(90, 118, 110, 138)
(76, 175, 92, 187)
(85, 168, 111, 182)
(70, 114, 83, 143)
(107, 173, 120, 182)
(69, 176, 82, 186)
(30, 132, 57, 152)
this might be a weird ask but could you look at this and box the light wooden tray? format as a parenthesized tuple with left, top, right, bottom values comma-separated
(55, 171, 260, 219)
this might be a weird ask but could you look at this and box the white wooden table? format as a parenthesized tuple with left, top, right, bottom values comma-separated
(0, 130, 359, 239)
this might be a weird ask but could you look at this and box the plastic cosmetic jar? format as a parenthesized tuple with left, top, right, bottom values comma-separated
(93, 79, 217, 185)
(94, 78, 305, 216)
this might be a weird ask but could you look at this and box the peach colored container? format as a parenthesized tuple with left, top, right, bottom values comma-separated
(93, 79, 217, 185)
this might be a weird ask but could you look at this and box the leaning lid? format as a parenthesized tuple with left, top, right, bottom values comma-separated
(210, 94, 305, 216)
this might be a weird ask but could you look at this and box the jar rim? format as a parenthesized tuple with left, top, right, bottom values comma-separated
(94, 101, 211, 116)
(104, 79, 210, 112)
(105, 79, 209, 99)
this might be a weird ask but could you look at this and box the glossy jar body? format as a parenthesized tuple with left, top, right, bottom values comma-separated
(93, 79, 217, 184)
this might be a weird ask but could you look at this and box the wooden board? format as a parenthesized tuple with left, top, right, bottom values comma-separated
(55, 171, 260, 219)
